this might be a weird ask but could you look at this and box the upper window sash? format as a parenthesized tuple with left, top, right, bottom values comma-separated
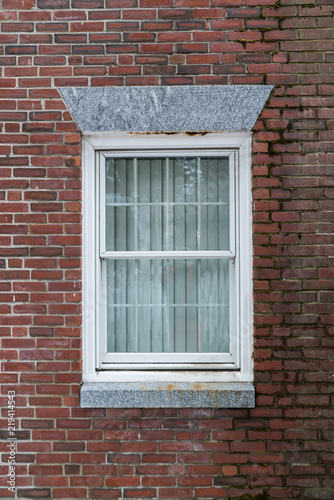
(99, 150, 236, 259)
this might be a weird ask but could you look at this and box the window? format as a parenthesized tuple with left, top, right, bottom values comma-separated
(101, 147, 235, 369)
(60, 84, 274, 407)
(82, 132, 253, 406)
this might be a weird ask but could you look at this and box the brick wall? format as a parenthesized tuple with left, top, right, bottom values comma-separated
(1, 0, 334, 498)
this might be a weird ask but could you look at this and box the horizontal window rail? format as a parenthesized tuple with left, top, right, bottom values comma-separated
(100, 251, 235, 259)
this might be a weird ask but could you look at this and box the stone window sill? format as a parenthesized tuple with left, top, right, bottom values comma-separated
(80, 382, 255, 408)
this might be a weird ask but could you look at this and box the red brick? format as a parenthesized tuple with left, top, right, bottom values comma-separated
(158, 488, 194, 498)
(193, 8, 226, 18)
(0, 3, 333, 497)
(214, 453, 248, 464)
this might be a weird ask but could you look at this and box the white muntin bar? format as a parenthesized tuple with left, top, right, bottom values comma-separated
(100, 250, 235, 259)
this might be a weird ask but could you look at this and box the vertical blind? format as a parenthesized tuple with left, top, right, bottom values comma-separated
(104, 156, 230, 354)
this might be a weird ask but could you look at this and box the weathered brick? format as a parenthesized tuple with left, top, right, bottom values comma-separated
(0, 2, 333, 498)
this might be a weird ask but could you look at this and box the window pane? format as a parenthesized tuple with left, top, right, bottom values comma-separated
(106, 259, 229, 354)
(105, 156, 229, 251)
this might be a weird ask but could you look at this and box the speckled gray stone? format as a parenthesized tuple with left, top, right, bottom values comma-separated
(80, 382, 255, 408)
(60, 85, 273, 133)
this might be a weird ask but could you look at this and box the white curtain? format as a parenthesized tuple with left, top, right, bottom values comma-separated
(105, 157, 230, 354)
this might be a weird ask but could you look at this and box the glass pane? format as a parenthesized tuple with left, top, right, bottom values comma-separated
(105, 156, 229, 251)
(106, 259, 229, 354)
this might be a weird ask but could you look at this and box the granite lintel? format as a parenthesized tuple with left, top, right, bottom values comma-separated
(80, 382, 255, 408)
(59, 85, 273, 133)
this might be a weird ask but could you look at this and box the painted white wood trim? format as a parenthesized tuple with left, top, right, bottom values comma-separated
(82, 138, 97, 378)
(239, 135, 253, 377)
(99, 364, 238, 371)
(99, 155, 106, 255)
(228, 151, 238, 368)
(101, 352, 235, 364)
(229, 152, 236, 256)
(84, 131, 251, 151)
(82, 132, 254, 383)
(102, 149, 235, 158)
(82, 370, 253, 383)
(100, 251, 235, 259)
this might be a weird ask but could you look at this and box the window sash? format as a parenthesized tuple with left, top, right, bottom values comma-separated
(105, 258, 231, 354)
(99, 257, 237, 369)
(97, 149, 239, 368)
(100, 151, 236, 257)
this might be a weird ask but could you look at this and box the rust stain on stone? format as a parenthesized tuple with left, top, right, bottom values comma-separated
(129, 131, 209, 136)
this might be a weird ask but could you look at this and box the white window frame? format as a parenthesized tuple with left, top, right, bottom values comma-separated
(83, 132, 253, 384)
